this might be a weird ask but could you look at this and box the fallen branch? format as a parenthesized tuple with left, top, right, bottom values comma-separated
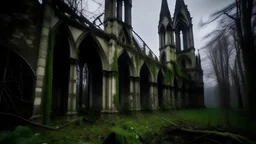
(160, 117, 253, 144)
(187, 133, 211, 144)
(0, 112, 79, 131)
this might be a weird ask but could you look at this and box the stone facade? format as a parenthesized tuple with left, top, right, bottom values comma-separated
(0, 0, 204, 119)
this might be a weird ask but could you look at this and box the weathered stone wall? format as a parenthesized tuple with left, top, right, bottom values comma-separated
(0, 0, 43, 73)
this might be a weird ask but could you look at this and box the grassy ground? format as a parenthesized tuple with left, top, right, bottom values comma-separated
(32, 108, 256, 144)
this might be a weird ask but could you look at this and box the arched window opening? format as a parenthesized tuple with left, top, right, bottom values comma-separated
(160, 52, 166, 64)
(118, 51, 130, 112)
(180, 31, 184, 51)
(140, 63, 150, 110)
(78, 35, 103, 113)
(0, 48, 35, 120)
(181, 59, 186, 69)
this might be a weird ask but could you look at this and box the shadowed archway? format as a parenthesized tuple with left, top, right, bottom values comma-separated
(157, 70, 164, 109)
(118, 51, 131, 111)
(78, 34, 103, 113)
(0, 47, 35, 119)
(52, 25, 70, 116)
(140, 63, 150, 110)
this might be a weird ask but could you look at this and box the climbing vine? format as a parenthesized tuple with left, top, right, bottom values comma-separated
(42, 29, 55, 125)
(164, 67, 174, 84)
(149, 63, 157, 78)
(135, 54, 140, 73)
(173, 61, 182, 77)
(113, 47, 120, 111)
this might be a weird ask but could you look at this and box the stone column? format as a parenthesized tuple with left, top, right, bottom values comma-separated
(129, 76, 135, 110)
(117, 0, 123, 21)
(162, 86, 167, 109)
(154, 84, 158, 110)
(32, 3, 52, 117)
(67, 58, 78, 115)
(185, 90, 189, 108)
(166, 86, 171, 109)
(149, 82, 157, 110)
(177, 90, 182, 109)
(134, 77, 141, 111)
(170, 87, 175, 109)
(101, 71, 108, 112)
(190, 25, 194, 48)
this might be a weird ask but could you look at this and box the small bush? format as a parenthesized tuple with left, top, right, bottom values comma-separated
(0, 126, 40, 144)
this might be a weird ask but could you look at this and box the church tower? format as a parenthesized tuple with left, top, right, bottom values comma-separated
(104, 0, 133, 45)
(173, 0, 196, 70)
(158, 0, 175, 67)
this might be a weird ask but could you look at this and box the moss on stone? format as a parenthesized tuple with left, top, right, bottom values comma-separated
(135, 54, 140, 73)
(42, 29, 55, 125)
(173, 61, 182, 77)
(164, 68, 174, 84)
(113, 47, 120, 111)
(149, 63, 157, 78)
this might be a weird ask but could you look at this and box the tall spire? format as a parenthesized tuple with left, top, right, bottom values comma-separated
(159, 0, 171, 22)
(175, 0, 186, 10)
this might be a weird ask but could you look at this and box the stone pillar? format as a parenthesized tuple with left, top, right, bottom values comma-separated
(134, 77, 141, 111)
(170, 87, 175, 109)
(129, 76, 135, 110)
(149, 82, 154, 110)
(101, 71, 108, 112)
(67, 58, 78, 115)
(182, 30, 187, 50)
(190, 25, 194, 48)
(117, 0, 123, 21)
(125, 0, 132, 26)
(185, 90, 189, 108)
(177, 90, 182, 109)
(32, 3, 52, 117)
(162, 86, 167, 109)
(166, 86, 171, 109)
(154, 84, 158, 110)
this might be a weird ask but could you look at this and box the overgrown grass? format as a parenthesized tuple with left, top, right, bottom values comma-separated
(31, 108, 256, 144)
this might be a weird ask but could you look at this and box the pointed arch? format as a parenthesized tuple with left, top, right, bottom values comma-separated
(51, 23, 71, 116)
(139, 62, 153, 82)
(140, 62, 152, 110)
(76, 32, 109, 70)
(118, 50, 135, 76)
(51, 21, 77, 59)
(77, 33, 104, 112)
(0, 47, 35, 119)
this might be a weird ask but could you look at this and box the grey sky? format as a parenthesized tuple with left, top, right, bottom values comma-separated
(132, 0, 233, 57)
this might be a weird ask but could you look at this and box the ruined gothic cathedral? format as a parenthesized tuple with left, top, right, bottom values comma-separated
(0, 0, 204, 119)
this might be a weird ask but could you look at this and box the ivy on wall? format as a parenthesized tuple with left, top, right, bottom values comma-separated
(149, 63, 157, 79)
(135, 54, 140, 73)
(42, 29, 55, 125)
(113, 47, 120, 111)
(173, 61, 182, 77)
(164, 68, 174, 84)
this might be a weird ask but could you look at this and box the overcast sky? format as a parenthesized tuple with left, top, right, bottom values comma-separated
(132, 0, 233, 57)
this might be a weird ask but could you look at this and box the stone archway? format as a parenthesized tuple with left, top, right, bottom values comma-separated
(52, 25, 70, 116)
(0, 47, 35, 119)
(78, 34, 103, 113)
(118, 51, 130, 111)
(140, 63, 151, 110)
(157, 70, 164, 109)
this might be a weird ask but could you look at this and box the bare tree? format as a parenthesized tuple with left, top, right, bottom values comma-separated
(201, 0, 256, 119)
(205, 36, 233, 109)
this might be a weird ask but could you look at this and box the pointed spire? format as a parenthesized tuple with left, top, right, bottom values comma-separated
(175, 0, 186, 9)
(159, 0, 171, 22)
